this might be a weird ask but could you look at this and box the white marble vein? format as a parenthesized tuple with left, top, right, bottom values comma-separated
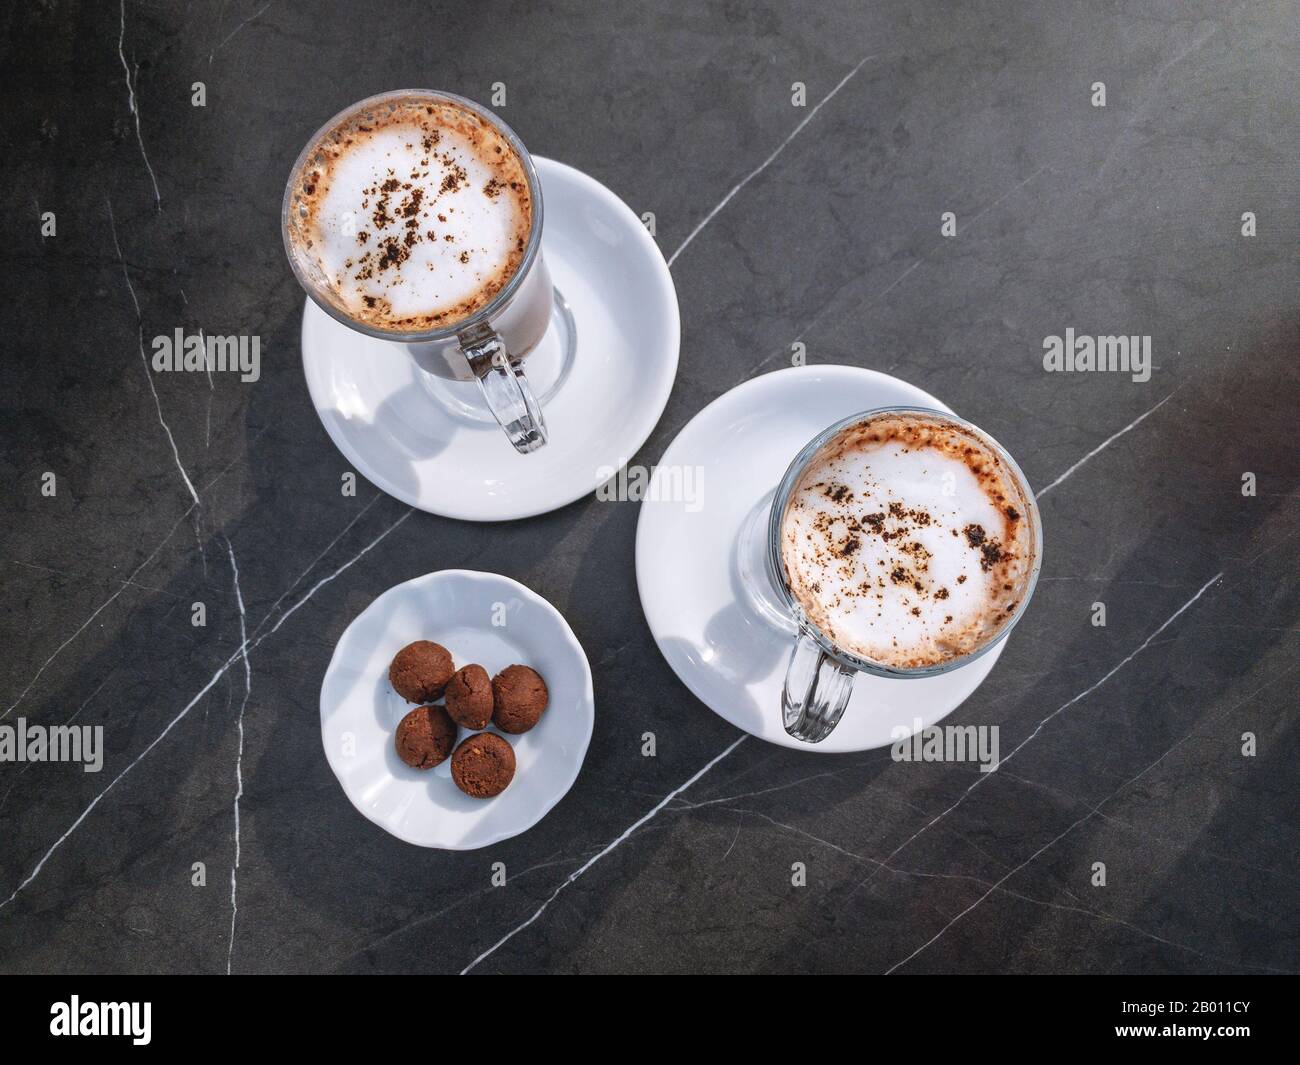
(1, 505, 193, 720)
(336, 850, 599, 969)
(959, 164, 1050, 232)
(199, 327, 214, 448)
(881, 699, 1287, 976)
(4, 558, 181, 598)
(251, 508, 413, 645)
(117, 2, 161, 211)
(855, 571, 1224, 897)
(996, 749, 1300, 882)
(0, 508, 413, 913)
(1096, 23, 1219, 180)
(107, 200, 199, 512)
(667, 53, 880, 268)
(106, 194, 206, 595)
(135, 318, 202, 509)
(1, 427, 260, 723)
(868, 165, 1051, 305)
(688, 802, 1265, 970)
(672, 767, 857, 810)
(0, 655, 230, 911)
(460, 735, 749, 974)
(872, 259, 922, 302)
(209, 2, 273, 63)
(254, 491, 384, 632)
(224, 538, 251, 975)
(1036, 389, 1177, 498)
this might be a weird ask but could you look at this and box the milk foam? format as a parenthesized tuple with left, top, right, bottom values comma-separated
(288, 98, 531, 331)
(780, 414, 1035, 669)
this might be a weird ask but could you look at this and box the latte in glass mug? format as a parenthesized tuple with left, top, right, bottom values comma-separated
(778, 410, 1037, 670)
(283, 90, 559, 453)
(285, 95, 533, 333)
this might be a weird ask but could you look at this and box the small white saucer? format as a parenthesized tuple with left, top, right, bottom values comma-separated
(635, 366, 1006, 754)
(319, 570, 594, 849)
(301, 157, 680, 522)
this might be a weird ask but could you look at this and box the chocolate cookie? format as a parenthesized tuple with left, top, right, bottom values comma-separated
(389, 640, 455, 703)
(395, 705, 457, 769)
(491, 664, 548, 734)
(444, 664, 493, 729)
(450, 733, 516, 798)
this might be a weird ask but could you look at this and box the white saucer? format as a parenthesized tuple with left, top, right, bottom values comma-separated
(635, 366, 1006, 754)
(301, 157, 680, 522)
(319, 570, 594, 849)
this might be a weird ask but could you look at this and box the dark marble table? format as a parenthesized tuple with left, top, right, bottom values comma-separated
(1, 0, 1295, 975)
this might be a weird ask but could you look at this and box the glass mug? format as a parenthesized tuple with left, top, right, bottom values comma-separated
(765, 406, 1043, 743)
(282, 89, 555, 453)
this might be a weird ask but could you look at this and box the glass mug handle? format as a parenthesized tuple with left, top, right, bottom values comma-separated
(460, 325, 547, 454)
(782, 628, 857, 742)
